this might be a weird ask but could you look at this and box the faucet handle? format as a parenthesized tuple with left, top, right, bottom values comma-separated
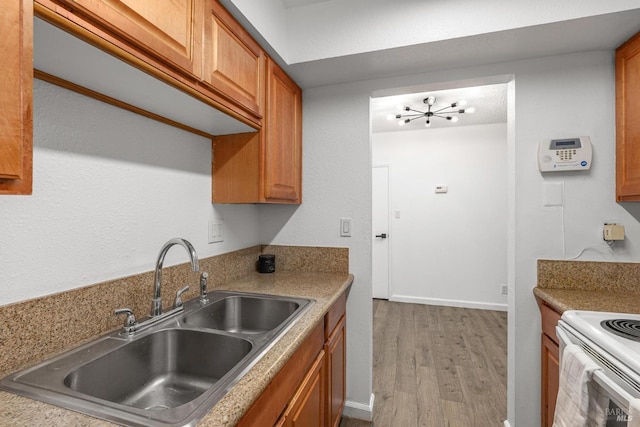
(174, 286, 190, 309)
(114, 308, 137, 334)
(199, 272, 209, 304)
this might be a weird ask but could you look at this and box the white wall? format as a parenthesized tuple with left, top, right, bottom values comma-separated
(229, 0, 636, 64)
(259, 83, 374, 415)
(259, 50, 640, 426)
(0, 80, 261, 306)
(372, 123, 508, 310)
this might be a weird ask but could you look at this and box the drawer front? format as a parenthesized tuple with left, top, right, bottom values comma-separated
(325, 292, 346, 338)
(540, 303, 562, 344)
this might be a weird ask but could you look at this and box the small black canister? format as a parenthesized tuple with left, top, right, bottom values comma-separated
(258, 254, 276, 273)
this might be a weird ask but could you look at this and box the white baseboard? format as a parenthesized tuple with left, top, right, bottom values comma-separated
(342, 393, 375, 421)
(503, 420, 512, 427)
(391, 294, 508, 312)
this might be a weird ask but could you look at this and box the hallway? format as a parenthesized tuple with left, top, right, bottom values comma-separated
(341, 300, 507, 426)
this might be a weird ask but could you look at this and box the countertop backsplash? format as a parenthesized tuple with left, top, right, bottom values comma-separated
(0, 245, 349, 379)
(537, 259, 640, 294)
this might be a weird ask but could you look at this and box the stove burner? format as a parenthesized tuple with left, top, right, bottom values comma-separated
(601, 319, 640, 342)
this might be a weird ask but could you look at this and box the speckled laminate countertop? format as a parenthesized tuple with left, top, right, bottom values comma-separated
(534, 259, 640, 315)
(0, 271, 353, 427)
(533, 287, 640, 314)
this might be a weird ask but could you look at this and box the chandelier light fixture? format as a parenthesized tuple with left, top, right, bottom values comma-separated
(387, 96, 476, 127)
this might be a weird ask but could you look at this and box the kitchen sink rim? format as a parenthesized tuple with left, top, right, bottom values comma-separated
(0, 290, 315, 427)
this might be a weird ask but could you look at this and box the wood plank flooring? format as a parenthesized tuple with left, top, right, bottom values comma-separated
(341, 299, 507, 427)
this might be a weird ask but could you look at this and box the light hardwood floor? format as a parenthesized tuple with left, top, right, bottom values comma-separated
(341, 299, 507, 427)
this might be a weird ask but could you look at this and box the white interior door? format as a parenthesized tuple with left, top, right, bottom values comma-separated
(372, 165, 390, 299)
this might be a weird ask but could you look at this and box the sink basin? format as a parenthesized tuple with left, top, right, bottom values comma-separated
(183, 295, 300, 334)
(64, 329, 252, 410)
(0, 290, 314, 426)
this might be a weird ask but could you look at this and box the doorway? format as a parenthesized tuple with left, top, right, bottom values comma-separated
(372, 165, 390, 299)
(370, 83, 508, 310)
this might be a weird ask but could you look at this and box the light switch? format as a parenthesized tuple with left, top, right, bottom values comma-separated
(208, 220, 223, 243)
(340, 218, 352, 237)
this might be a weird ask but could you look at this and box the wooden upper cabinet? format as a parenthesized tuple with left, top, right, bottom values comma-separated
(202, 0, 265, 122)
(616, 31, 640, 201)
(212, 58, 302, 204)
(0, 0, 33, 195)
(54, 0, 204, 77)
(264, 58, 302, 203)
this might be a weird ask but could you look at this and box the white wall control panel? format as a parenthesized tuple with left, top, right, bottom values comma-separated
(435, 185, 448, 194)
(538, 136, 592, 172)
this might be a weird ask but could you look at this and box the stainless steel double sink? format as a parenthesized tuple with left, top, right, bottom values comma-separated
(1, 291, 314, 426)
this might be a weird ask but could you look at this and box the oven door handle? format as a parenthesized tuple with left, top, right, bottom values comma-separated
(592, 369, 634, 411)
(556, 325, 572, 347)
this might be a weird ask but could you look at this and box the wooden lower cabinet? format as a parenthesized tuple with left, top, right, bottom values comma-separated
(537, 299, 562, 427)
(541, 333, 560, 427)
(239, 291, 348, 427)
(279, 350, 326, 427)
(325, 304, 346, 427)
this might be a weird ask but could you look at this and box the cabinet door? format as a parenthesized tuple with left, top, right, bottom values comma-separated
(616, 31, 640, 201)
(264, 59, 302, 203)
(541, 333, 559, 427)
(0, 0, 33, 194)
(203, 0, 264, 121)
(283, 350, 325, 427)
(55, 0, 203, 77)
(325, 316, 346, 427)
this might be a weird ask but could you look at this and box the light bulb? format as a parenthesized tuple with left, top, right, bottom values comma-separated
(399, 120, 406, 126)
(450, 116, 459, 123)
(466, 106, 476, 114)
(458, 99, 468, 107)
(425, 96, 436, 106)
(425, 120, 431, 127)
(386, 114, 396, 121)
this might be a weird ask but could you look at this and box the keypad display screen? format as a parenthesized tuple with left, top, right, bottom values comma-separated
(550, 138, 581, 150)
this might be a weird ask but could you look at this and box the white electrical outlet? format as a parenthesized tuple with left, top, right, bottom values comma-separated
(603, 223, 625, 241)
(500, 284, 508, 295)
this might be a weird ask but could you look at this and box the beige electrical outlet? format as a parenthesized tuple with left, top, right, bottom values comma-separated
(603, 224, 625, 241)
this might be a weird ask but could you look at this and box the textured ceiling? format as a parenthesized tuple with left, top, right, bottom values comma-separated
(371, 84, 508, 133)
(280, 0, 329, 8)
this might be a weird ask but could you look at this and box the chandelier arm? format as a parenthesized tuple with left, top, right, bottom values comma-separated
(406, 115, 427, 122)
(433, 106, 461, 114)
(398, 113, 427, 119)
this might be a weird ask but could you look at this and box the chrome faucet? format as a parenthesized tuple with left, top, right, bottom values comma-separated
(199, 271, 209, 304)
(151, 238, 199, 317)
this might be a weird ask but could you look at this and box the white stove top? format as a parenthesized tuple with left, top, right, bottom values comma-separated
(562, 310, 640, 374)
